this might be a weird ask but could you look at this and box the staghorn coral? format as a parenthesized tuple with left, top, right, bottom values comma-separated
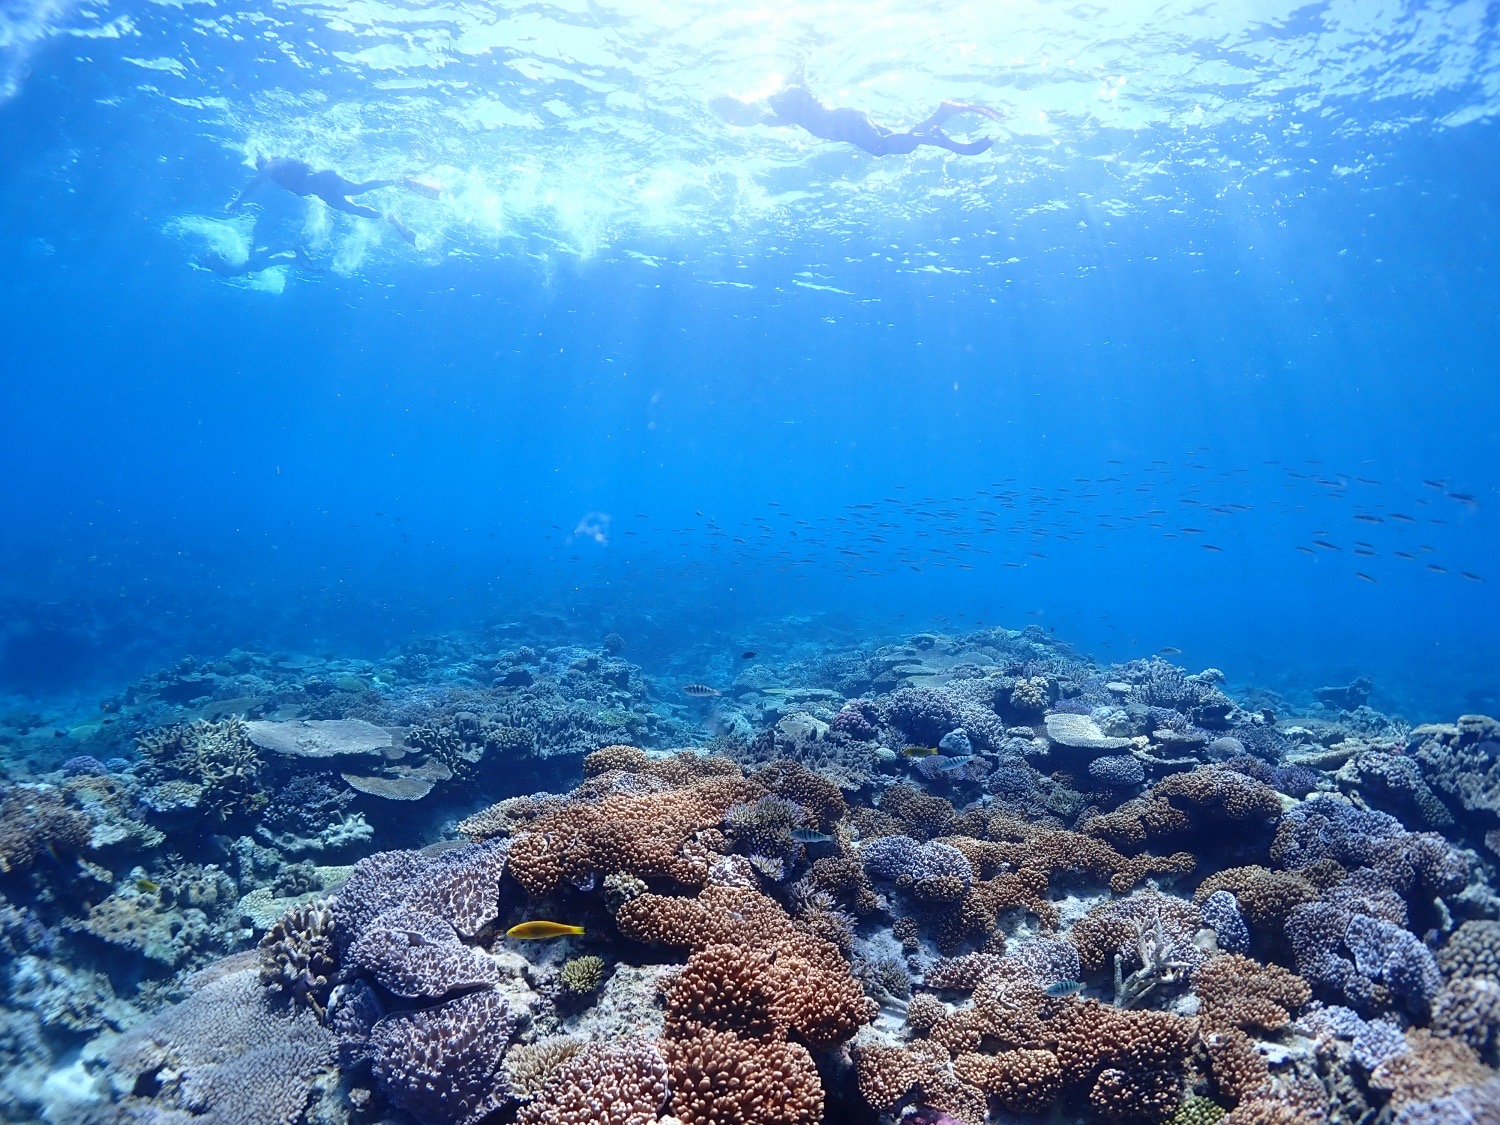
(137, 716, 267, 822)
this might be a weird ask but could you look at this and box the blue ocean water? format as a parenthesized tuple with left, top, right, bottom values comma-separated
(1, 0, 1497, 720)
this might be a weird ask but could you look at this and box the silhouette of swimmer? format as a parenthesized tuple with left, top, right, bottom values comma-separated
(228, 157, 432, 245)
(713, 72, 1004, 157)
(195, 244, 325, 279)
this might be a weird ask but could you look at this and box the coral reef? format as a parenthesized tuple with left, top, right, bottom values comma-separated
(0, 628, 1495, 1125)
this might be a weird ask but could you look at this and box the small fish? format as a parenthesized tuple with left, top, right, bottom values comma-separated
(1295, 546, 1316, 555)
(1355, 572, 1378, 583)
(1045, 980, 1085, 997)
(936, 755, 977, 772)
(1201, 544, 1224, 552)
(1461, 572, 1485, 582)
(1313, 540, 1340, 551)
(1447, 492, 1478, 505)
(681, 683, 721, 698)
(741, 651, 757, 660)
(506, 921, 586, 940)
(903, 745, 941, 758)
(1394, 551, 1416, 560)
(1428, 564, 1449, 574)
(1158, 646, 1182, 655)
(135, 878, 159, 894)
(790, 828, 833, 844)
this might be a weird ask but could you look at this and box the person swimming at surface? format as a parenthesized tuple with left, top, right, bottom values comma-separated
(712, 69, 1004, 157)
(227, 157, 431, 245)
(194, 244, 325, 280)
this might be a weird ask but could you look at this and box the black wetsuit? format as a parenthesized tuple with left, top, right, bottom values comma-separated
(230, 158, 396, 218)
(764, 86, 1000, 156)
(229, 158, 418, 244)
(197, 246, 323, 278)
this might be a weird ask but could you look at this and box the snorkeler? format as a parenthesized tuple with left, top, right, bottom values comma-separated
(194, 244, 325, 279)
(227, 157, 430, 245)
(712, 69, 1004, 157)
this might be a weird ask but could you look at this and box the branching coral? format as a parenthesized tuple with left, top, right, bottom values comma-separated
(137, 717, 267, 822)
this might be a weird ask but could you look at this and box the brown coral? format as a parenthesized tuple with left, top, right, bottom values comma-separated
(507, 776, 760, 897)
(753, 760, 847, 827)
(953, 1048, 1063, 1112)
(980, 819, 1195, 895)
(617, 886, 869, 1049)
(665, 1027, 823, 1125)
(1368, 1028, 1493, 1110)
(517, 1039, 668, 1125)
(0, 786, 91, 874)
(583, 744, 651, 776)
(1193, 867, 1318, 935)
(1052, 1001, 1197, 1124)
(880, 783, 956, 840)
(1194, 955, 1310, 1035)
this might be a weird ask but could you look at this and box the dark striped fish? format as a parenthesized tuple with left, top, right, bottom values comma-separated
(681, 683, 721, 698)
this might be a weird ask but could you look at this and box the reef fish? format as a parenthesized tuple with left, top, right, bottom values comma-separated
(741, 651, 758, 660)
(681, 683, 721, 698)
(936, 755, 977, 772)
(506, 921, 586, 940)
(1045, 980, 1085, 997)
(790, 828, 833, 844)
(903, 745, 940, 758)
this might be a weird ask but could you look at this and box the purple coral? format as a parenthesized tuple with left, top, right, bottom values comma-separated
(1288, 899, 1441, 1017)
(369, 988, 516, 1125)
(882, 687, 961, 745)
(1198, 890, 1251, 955)
(348, 911, 503, 1000)
(830, 702, 878, 742)
(1088, 754, 1145, 787)
(859, 835, 973, 885)
(61, 755, 108, 777)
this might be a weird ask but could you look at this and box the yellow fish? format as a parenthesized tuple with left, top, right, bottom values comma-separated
(506, 920, 586, 940)
(902, 745, 940, 759)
